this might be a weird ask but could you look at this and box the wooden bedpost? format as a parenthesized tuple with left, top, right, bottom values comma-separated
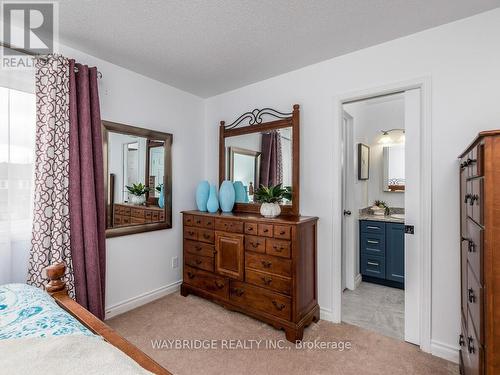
(44, 262, 67, 296)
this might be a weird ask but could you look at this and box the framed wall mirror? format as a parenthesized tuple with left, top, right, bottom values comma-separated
(383, 144, 405, 192)
(219, 105, 300, 216)
(102, 121, 173, 237)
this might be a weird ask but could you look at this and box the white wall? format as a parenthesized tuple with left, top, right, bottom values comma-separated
(58, 45, 205, 317)
(204, 9, 500, 360)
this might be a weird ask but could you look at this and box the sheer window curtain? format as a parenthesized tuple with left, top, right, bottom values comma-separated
(0, 71, 36, 285)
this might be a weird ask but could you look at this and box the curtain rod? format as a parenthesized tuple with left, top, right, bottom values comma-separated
(0, 41, 103, 79)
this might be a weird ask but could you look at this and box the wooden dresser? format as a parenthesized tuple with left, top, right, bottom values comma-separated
(459, 130, 500, 374)
(180, 210, 319, 342)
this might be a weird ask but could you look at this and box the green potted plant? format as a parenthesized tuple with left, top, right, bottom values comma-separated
(253, 183, 287, 218)
(126, 183, 150, 205)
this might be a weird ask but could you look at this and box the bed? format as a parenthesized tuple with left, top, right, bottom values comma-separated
(0, 263, 171, 375)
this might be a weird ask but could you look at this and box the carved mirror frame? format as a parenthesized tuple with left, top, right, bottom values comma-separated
(102, 120, 173, 238)
(219, 104, 300, 216)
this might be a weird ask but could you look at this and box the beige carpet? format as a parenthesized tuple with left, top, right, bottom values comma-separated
(107, 293, 458, 375)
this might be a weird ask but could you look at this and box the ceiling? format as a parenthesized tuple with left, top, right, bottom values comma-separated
(58, 0, 500, 97)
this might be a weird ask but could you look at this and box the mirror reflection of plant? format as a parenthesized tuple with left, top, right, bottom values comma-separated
(283, 186, 292, 201)
(126, 183, 150, 196)
(254, 184, 288, 204)
(155, 183, 163, 193)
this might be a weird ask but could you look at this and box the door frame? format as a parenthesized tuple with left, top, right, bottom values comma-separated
(332, 77, 432, 352)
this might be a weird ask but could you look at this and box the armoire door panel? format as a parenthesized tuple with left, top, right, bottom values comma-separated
(215, 231, 244, 280)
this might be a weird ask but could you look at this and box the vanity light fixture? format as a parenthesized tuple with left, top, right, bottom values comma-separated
(378, 129, 405, 144)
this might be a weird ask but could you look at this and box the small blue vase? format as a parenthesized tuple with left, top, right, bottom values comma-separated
(195, 181, 210, 211)
(158, 184, 165, 208)
(233, 181, 246, 203)
(219, 180, 236, 212)
(206, 185, 219, 213)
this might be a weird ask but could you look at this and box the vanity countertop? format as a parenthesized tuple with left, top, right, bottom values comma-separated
(359, 213, 405, 224)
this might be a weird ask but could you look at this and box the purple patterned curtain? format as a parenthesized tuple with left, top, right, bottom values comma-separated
(68, 60, 106, 319)
(27, 55, 75, 296)
(259, 131, 283, 187)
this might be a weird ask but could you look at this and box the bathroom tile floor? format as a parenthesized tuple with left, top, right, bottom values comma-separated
(342, 281, 404, 340)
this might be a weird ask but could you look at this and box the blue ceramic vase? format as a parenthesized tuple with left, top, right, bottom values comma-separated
(233, 181, 247, 203)
(206, 185, 219, 213)
(195, 180, 210, 211)
(158, 184, 165, 208)
(219, 180, 236, 212)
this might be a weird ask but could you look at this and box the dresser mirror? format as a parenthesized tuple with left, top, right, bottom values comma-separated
(102, 121, 173, 237)
(219, 105, 300, 216)
(383, 144, 405, 192)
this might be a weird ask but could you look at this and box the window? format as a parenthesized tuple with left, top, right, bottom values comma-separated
(0, 85, 36, 284)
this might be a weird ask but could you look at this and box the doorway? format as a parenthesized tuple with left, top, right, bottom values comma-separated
(333, 78, 432, 351)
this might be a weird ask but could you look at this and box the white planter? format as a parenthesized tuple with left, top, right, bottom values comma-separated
(130, 195, 146, 205)
(260, 202, 281, 218)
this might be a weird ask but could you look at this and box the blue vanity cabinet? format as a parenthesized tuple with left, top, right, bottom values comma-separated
(360, 220, 404, 288)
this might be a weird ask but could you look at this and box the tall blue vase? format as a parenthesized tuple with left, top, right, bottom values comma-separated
(206, 185, 219, 213)
(195, 180, 210, 211)
(219, 180, 236, 212)
(158, 184, 165, 208)
(233, 181, 246, 203)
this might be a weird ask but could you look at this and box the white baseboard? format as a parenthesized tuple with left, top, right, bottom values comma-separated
(354, 273, 362, 288)
(105, 280, 181, 320)
(430, 340, 459, 363)
(320, 307, 335, 322)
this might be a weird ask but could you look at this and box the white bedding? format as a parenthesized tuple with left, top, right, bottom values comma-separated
(0, 335, 154, 375)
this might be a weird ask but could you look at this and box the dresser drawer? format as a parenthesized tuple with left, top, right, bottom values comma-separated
(122, 215, 131, 224)
(244, 222, 258, 235)
(185, 240, 215, 258)
(183, 214, 195, 227)
(230, 281, 291, 320)
(245, 235, 265, 253)
(360, 220, 385, 234)
(360, 232, 385, 257)
(184, 227, 198, 241)
(131, 217, 146, 224)
(215, 219, 244, 233)
(245, 252, 291, 277)
(198, 229, 215, 244)
(274, 225, 292, 240)
(184, 265, 229, 300)
(467, 265, 484, 345)
(202, 216, 215, 229)
(185, 252, 214, 272)
(192, 215, 204, 227)
(258, 223, 273, 237)
(466, 218, 483, 284)
(361, 254, 385, 279)
(468, 144, 484, 179)
(266, 239, 291, 258)
(131, 208, 145, 218)
(245, 268, 291, 295)
(471, 178, 484, 226)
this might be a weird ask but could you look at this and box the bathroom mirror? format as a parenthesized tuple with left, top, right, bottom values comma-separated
(383, 144, 405, 192)
(102, 120, 173, 237)
(219, 105, 299, 216)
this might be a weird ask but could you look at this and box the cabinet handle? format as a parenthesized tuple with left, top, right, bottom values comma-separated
(459, 334, 465, 347)
(206, 221, 212, 226)
(247, 227, 253, 231)
(261, 260, 272, 268)
(272, 301, 285, 311)
(251, 242, 259, 248)
(263, 229, 269, 233)
(272, 245, 282, 252)
(366, 226, 380, 230)
(195, 259, 202, 265)
(203, 233, 211, 239)
(470, 194, 479, 206)
(187, 271, 195, 279)
(468, 288, 476, 303)
(367, 240, 379, 244)
(214, 280, 225, 289)
(467, 158, 477, 165)
(279, 230, 286, 235)
(464, 194, 471, 204)
(195, 245, 202, 251)
(367, 261, 379, 266)
(261, 277, 272, 286)
(468, 240, 476, 253)
(231, 287, 244, 296)
(196, 220, 201, 224)
(468, 337, 475, 354)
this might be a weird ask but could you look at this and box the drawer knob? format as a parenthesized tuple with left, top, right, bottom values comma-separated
(273, 245, 282, 252)
(468, 240, 476, 253)
(206, 221, 212, 226)
(261, 277, 272, 286)
(231, 287, 244, 296)
(187, 271, 195, 279)
(195, 245, 202, 251)
(470, 194, 479, 206)
(464, 194, 471, 204)
(188, 231, 195, 236)
(459, 334, 465, 347)
(247, 227, 253, 231)
(261, 260, 272, 268)
(272, 301, 285, 311)
(251, 242, 259, 248)
(214, 280, 225, 289)
(279, 231, 286, 235)
(263, 229, 269, 233)
(195, 259, 202, 265)
(203, 233, 211, 239)
(196, 220, 201, 224)
(468, 288, 476, 303)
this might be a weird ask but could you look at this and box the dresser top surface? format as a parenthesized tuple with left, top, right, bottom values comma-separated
(181, 210, 318, 224)
(459, 129, 500, 157)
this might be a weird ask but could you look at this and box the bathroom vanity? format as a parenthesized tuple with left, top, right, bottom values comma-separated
(359, 218, 405, 289)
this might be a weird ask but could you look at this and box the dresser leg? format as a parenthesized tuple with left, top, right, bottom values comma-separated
(180, 284, 190, 297)
(312, 308, 320, 323)
(285, 326, 304, 343)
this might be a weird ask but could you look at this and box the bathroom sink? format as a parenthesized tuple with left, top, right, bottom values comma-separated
(390, 214, 405, 219)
